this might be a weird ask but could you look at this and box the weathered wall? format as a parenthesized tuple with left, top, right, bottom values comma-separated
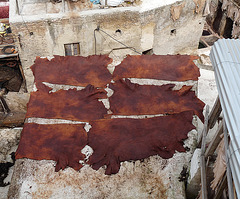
(10, 0, 206, 92)
(153, 1, 205, 55)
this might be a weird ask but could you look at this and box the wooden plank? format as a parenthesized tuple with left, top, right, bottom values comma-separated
(0, 53, 18, 59)
(213, 173, 227, 199)
(201, 105, 209, 199)
(0, 112, 25, 127)
(208, 96, 222, 129)
(200, 38, 210, 47)
(223, 121, 234, 199)
(0, 97, 10, 114)
(198, 97, 222, 147)
(205, 121, 223, 158)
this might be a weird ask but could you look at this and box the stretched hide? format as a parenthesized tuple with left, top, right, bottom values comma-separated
(109, 79, 205, 122)
(31, 55, 112, 89)
(0, 6, 9, 19)
(113, 54, 200, 81)
(88, 111, 195, 175)
(16, 123, 87, 171)
(26, 84, 107, 122)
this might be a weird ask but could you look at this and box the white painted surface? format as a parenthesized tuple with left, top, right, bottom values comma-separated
(140, 0, 179, 12)
(189, 148, 201, 180)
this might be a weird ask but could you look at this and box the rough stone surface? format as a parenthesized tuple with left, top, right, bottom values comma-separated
(0, 128, 22, 162)
(10, 0, 205, 92)
(0, 128, 22, 199)
(4, 92, 30, 113)
(7, 75, 200, 198)
(187, 149, 202, 199)
(8, 147, 197, 199)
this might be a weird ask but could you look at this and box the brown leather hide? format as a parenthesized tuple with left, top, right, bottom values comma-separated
(26, 84, 108, 122)
(88, 111, 195, 175)
(113, 54, 200, 81)
(31, 55, 113, 89)
(109, 79, 205, 122)
(16, 123, 87, 171)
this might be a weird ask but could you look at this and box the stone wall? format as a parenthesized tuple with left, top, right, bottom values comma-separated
(10, 0, 206, 92)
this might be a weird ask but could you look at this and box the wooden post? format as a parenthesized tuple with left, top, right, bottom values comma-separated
(205, 121, 223, 158)
(223, 120, 234, 199)
(198, 97, 222, 147)
(213, 174, 227, 199)
(62, 0, 65, 12)
(200, 105, 209, 199)
(208, 96, 222, 130)
(16, 0, 20, 15)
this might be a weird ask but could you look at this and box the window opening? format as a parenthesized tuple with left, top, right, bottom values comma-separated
(64, 43, 80, 56)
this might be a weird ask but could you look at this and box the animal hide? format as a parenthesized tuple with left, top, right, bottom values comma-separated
(16, 123, 88, 171)
(31, 55, 112, 89)
(109, 79, 205, 122)
(88, 111, 195, 175)
(112, 54, 200, 81)
(26, 84, 107, 121)
(0, 6, 9, 19)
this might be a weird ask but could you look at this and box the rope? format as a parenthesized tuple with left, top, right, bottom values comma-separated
(94, 27, 141, 55)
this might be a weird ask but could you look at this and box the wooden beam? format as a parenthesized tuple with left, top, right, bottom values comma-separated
(198, 97, 222, 147)
(208, 96, 222, 130)
(200, 38, 210, 47)
(0, 112, 25, 127)
(213, 174, 227, 199)
(223, 121, 234, 199)
(201, 105, 209, 199)
(205, 122, 223, 158)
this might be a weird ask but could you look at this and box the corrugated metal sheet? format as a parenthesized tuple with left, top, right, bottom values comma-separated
(210, 39, 240, 198)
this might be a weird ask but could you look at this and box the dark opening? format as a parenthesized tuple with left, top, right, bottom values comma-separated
(198, 42, 207, 49)
(223, 17, 233, 38)
(64, 44, 72, 56)
(64, 43, 80, 56)
(202, 30, 211, 36)
(170, 29, 176, 35)
(142, 49, 153, 55)
(115, 29, 122, 34)
(73, 43, 80, 55)
(0, 59, 24, 92)
(212, 2, 223, 33)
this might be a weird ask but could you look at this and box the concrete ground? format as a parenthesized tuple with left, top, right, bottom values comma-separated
(0, 47, 219, 199)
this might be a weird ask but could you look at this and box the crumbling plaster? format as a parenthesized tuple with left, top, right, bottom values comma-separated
(10, 0, 206, 92)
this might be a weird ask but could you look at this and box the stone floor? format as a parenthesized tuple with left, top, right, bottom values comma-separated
(0, 48, 219, 199)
